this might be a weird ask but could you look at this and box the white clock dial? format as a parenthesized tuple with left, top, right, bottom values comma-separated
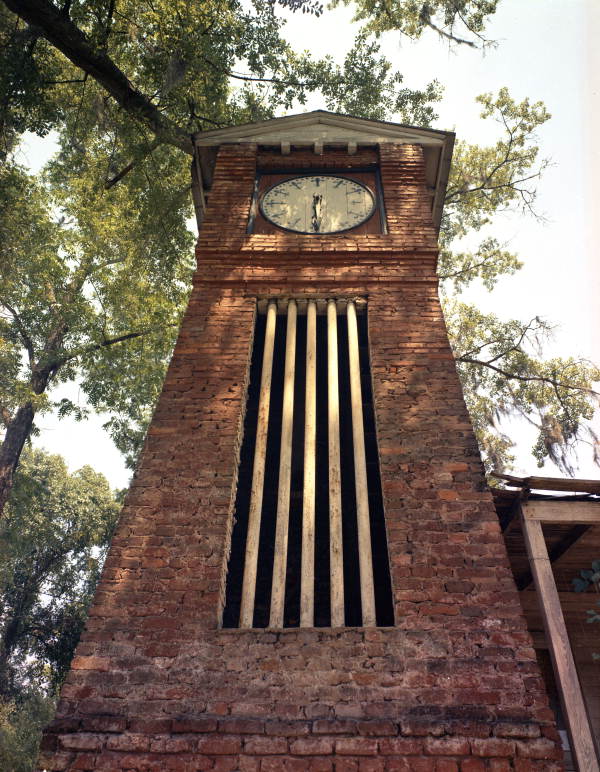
(260, 175, 376, 234)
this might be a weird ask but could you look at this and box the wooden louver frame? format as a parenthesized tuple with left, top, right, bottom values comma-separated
(228, 298, 390, 630)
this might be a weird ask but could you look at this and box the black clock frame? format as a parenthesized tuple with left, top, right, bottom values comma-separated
(247, 167, 388, 235)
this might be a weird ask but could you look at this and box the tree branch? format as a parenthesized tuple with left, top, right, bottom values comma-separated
(2, 0, 192, 154)
(457, 356, 600, 397)
(1, 300, 35, 364)
(44, 77, 87, 84)
(439, 254, 500, 281)
(424, 17, 477, 48)
(104, 139, 160, 189)
(53, 324, 178, 368)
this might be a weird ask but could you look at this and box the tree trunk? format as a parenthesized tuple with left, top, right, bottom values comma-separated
(1, 0, 192, 154)
(0, 402, 35, 516)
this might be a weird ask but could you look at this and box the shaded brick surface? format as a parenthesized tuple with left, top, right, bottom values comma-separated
(38, 144, 562, 770)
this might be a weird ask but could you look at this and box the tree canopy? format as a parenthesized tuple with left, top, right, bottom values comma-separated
(0, 448, 119, 770)
(331, 0, 500, 48)
(438, 89, 599, 473)
(0, 0, 598, 519)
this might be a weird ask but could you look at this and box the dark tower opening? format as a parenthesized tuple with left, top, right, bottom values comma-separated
(223, 301, 394, 628)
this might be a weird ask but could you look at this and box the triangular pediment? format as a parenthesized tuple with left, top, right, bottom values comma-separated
(193, 110, 451, 148)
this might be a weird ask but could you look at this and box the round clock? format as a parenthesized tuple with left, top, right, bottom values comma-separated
(260, 175, 376, 234)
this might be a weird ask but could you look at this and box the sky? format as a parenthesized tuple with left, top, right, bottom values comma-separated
(19, 0, 600, 489)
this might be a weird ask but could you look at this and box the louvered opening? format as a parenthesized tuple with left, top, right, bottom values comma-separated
(222, 299, 393, 629)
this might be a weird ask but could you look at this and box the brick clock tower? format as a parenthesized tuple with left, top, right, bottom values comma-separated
(40, 112, 564, 771)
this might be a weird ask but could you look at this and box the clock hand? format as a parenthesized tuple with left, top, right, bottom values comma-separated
(311, 193, 323, 233)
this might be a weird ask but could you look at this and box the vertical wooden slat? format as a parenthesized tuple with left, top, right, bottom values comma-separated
(520, 505, 599, 772)
(300, 300, 317, 627)
(239, 300, 277, 628)
(327, 299, 345, 627)
(269, 299, 297, 627)
(346, 300, 376, 626)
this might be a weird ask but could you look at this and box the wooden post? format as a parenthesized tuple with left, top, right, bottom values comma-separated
(239, 300, 277, 628)
(520, 504, 599, 772)
(346, 300, 376, 626)
(327, 299, 345, 627)
(300, 300, 317, 627)
(270, 299, 297, 628)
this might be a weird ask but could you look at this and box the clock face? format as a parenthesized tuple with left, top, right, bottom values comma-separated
(260, 175, 376, 234)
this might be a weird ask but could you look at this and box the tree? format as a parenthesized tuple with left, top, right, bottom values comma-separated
(0, 448, 119, 770)
(0, 149, 196, 512)
(0, 0, 441, 515)
(0, 0, 598, 517)
(438, 89, 600, 473)
(0, 693, 55, 772)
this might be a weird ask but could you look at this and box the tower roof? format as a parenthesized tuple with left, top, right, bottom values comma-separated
(192, 110, 455, 231)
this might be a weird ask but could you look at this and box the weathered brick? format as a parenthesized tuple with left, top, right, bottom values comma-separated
(219, 718, 265, 734)
(513, 762, 563, 772)
(105, 734, 150, 752)
(266, 721, 310, 736)
(460, 760, 486, 772)
(59, 733, 104, 751)
(378, 738, 423, 755)
(244, 736, 289, 754)
(308, 758, 333, 771)
(335, 738, 378, 756)
(357, 721, 396, 736)
(197, 736, 242, 754)
(127, 718, 171, 734)
(172, 717, 218, 733)
(312, 720, 357, 735)
(515, 737, 563, 759)
(424, 737, 470, 756)
(357, 759, 385, 771)
(435, 760, 459, 772)
(470, 738, 515, 757)
(289, 737, 334, 755)
(488, 761, 512, 772)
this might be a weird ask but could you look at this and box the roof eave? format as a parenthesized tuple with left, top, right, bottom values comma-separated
(192, 110, 455, 233)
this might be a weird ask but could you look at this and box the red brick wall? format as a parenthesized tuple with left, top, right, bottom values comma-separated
(38, 143, 563, 771)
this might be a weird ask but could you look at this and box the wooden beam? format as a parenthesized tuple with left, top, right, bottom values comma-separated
(346, 300, 376, 626)
(491, 472, 600, 495)
(270, 299, 297, 628)
(327, 299, 345, 627)
(520, 507, 599, 772)
(239, 301, 277, 628)
(300, 300, 317, 627)
(522, 500, 600, 524)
